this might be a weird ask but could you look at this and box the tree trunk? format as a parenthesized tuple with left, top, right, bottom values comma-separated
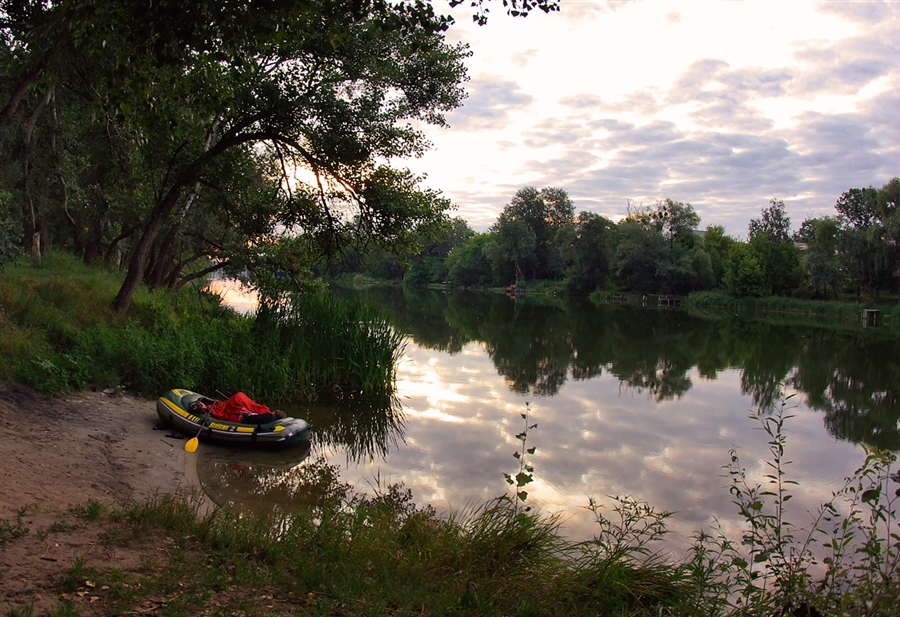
(173, 260, 227, 292)
(112, 120, 248, 313)
(31, 231, 41, 267)
(146, 180, 201, 289)
(104, 225, 136, 266)
(146, 223, 181, 289)
(83, 217, 108, 265)
(113, 177, 196, 313)
(0, 66, 44, 132)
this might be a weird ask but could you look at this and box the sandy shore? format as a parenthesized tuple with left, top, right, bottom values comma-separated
(0, 382, 202, 615)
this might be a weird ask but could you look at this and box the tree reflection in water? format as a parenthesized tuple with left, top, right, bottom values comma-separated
(339, 287, 899, 450)
(198, 396, 406, 517)
(307, 396, 406, 463)
(198, 441, 314, 518)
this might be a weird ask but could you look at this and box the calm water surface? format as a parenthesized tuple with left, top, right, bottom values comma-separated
(198, 288, 899, 551)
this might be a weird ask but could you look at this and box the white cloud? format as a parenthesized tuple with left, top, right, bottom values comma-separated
(446, 76, 535, 130)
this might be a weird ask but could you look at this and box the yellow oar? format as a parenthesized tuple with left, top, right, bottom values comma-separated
(184, 435, 200, 453)
(184, 406, 213, 453)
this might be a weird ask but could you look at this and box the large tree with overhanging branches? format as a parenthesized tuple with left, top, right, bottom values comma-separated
(1, 0, 559, 312)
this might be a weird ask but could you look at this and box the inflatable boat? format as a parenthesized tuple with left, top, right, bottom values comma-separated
(157, 389, 310, 449)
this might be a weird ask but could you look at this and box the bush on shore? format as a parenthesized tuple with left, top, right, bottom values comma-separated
(0, 251, 402, 405)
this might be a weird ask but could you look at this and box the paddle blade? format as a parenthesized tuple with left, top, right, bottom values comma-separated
(184, 437, 199, 453)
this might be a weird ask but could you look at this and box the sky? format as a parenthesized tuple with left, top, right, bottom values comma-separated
(403, 0, 900, 238)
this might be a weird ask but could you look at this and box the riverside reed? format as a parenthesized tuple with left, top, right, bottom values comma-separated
(0, 252, 402, 405)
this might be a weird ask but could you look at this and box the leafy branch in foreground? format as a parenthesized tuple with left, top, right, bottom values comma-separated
(504, 401, 537, 513)
(716, 394, 900, 616)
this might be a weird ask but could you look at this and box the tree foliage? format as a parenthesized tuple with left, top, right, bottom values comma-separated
(486, 212, 536, 284)
(490, 186, 574, 281)
(446, 232, 494, 287)
(740, 200, 802, 297)
(615, 200, 710, 295)
(748, 199, 792, 243)
(557, 211, 616, 294)
(1, 0, 478, 312)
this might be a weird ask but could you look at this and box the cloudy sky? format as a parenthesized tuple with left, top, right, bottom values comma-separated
(404, 0, 899, 238)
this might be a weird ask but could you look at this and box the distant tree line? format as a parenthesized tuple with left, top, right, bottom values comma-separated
(353, 180, 900, 302)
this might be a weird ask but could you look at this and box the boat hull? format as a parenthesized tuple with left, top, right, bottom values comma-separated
(156, 389, 310, 449)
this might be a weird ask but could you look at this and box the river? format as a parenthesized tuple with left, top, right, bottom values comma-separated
(198, 285, 899, 553)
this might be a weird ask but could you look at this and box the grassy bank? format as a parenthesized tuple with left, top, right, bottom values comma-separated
(0, 252, 402, 405)
(682, 291, 900, 327)
(2, 410, 897, 617)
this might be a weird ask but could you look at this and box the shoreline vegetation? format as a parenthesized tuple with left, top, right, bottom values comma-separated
(1, 254, 899, 616)
(0, 252, 403, 405)
(346, 273, 899, 331)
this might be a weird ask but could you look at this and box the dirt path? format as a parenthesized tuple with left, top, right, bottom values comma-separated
(0, 382, 201, 615)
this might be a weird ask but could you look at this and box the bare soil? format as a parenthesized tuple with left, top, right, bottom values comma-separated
(0, 382, 201, 616)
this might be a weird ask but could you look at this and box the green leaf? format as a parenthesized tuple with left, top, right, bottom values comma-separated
(515, 472, 533, 486)
(861, 488, 881, 503)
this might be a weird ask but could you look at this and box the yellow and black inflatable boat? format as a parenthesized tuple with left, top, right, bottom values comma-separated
(157, 389, 310, 449)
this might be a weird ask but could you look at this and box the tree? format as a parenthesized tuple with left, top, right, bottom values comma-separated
(458, 0, 560, 25)
(0, 189, 21, 272)
(833, 179, 899, 299)
(557, 211, 616, 294)
(614, 219, 666, 293)
(486, 212, 536, 284)
(614, 199, 708, 294)
(875, 178, 900, 300)
(746, 200, 801, 296)
(660, 199, 700, 249)
(748, 199, 792, 243)
(499, 186, 574, 280)
(724, 242, 771, 298)
(798, 217, 840, 298)
(703, 225, 736, 286)
(2, 0, 472, 313)
(446, 232, 494, 287)
(835, 187, 880, 230)
(404, 217, 473, 287)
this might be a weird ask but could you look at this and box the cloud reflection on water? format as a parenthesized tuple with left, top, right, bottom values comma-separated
(318, 338, 863, 552)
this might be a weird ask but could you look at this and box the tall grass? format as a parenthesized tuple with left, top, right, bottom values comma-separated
(0, 251, 405, 404)
(252, 288, 406, 404)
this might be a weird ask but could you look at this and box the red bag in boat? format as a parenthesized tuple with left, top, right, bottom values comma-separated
(209, 392, 271, 423)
